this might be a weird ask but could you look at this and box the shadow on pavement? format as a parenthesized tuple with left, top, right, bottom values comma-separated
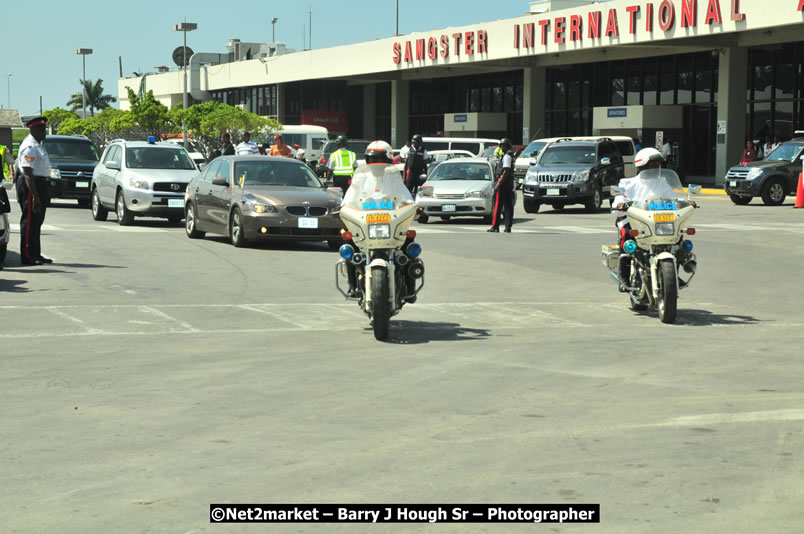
(379, 320, 491, 345)
(634, 308, 762, 326)
(202, 235, 337, 253)
(0, 279, 30, 293)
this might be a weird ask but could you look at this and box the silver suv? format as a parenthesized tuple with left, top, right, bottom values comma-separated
(90, 139, 200, 225)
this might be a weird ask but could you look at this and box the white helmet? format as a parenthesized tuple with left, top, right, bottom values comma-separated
(634, 147, 665, 169)
(296, 148, 306, 159)
(365, 140, 393, 163)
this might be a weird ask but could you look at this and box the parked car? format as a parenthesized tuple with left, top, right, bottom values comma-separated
(514, 137, 562, 189)
(724, 138, 804, 205)
(315, 139, 371, 177)
(421, 137, 499, 156)
(164, 137, 206, 167)
(90, 139, 200, 225)
(522, 137, 624, 213)
(184, 156, 345, 249)
(394, 149, 474, 179)
(415, 158, 512, 224)
(41, 135, 100, 207)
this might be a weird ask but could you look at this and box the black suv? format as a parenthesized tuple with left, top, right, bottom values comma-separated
(724, 138, 804, 205)
(43, 135, 100, 207)
(521, 138, 624, 213)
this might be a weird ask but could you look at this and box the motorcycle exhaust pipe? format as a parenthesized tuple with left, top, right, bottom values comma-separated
(351, 253, 364, 265)
(683, 259, 697, 274)
(408, 260, 425, 280)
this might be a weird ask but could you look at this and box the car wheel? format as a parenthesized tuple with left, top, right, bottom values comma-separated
(553, 203, 565, 211)
(77, 198, 90, 208)
(91, 188, 108, 222)
(115, 190, 134, 226)
(229, 207, 248, 247)
(729, 193, 752, 205)
(167, 215, 183, 223)
(185, 203, 205, 239)
(585, 184, 602, 213)
(417, 213, 429, 224)
(440, 216, 451, 221)
(761, 178, 786, 206)
(523, 199, 540, 214)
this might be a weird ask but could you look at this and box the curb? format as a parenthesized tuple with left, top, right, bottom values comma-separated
(687, 187, 726, 196)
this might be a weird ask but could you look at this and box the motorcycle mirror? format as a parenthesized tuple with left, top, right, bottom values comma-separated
(687, 184, 702, 198)
(611, 186, 625, 194)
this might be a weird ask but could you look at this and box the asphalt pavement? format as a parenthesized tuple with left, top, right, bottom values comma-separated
(1, 193, 803, 533)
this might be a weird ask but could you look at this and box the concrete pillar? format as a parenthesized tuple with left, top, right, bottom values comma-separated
(277, 83, 286, 124)
(522, 66, 546, 144)
(363, 84, 376, 141)
(391, 79, 409, 148)
(715, 47, 748, 185)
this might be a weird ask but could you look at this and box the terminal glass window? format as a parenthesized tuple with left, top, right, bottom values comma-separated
(746, 42, 804, 141)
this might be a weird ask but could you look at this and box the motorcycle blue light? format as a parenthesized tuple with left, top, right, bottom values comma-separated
(623, 240, 638, 254)
(339, 244, 354, 260)
(682, 240, 693, 252)
(147, 136, 156, 144)
(406, 242, 422, 258)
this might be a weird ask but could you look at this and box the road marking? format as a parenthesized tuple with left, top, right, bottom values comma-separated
(628, 409, 804, 428)
(544, 226, 611, 234)
(138, 306, 199, 332)
(238, 304, 312, 330)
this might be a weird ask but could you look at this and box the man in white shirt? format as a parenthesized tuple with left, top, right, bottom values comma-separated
(235, 131, 260, 155)
(16, 116, 53, 265)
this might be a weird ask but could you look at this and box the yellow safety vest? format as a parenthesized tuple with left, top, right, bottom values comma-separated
(332, 149, 356, 176)
(0, 145, 8, 180)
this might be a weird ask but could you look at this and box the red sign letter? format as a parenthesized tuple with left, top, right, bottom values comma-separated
(681, 0, 697, 27)
(626, 5, 640, 34)
(646, 3, 654, 31)
(659, 0, 675, 30)
(524, 22, 535, 48)
(440, 34, 449, 58)
(569, 15, 582, 41)
(452, 33, 462, 55)
(404, 41, 413, 62)
(538, 20, 550, 45)
(605, 9, 620, 37)
(513, 24, 520, 48)
(465, 32, 475, 55)
(554, 17, 566, 44)
(477, 30, 488, 53)
(416, 39, 425, 60)
(588, 11, 601, 38)
(731, 0, 745, 20)
(428, 37, 437, 60)
(392, 42, 401, 65)
(705, 0, 722, 24)
(799, 0, 804, 10)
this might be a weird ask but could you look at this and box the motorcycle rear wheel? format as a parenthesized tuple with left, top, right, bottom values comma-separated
(371, 267, 390, 341)
(657, 260, 678, 324)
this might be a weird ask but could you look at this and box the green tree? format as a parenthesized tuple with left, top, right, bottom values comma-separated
(126, 88, 172, 138)
(43, 107, 80, 134)
(66, 79, 117, 117)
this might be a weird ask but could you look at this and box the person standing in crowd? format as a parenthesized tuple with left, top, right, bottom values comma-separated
(1, 141, 13, 182)
(771, 135, 781, 154)
(488, 138, 515, 233)
(399, 139, 411, 163)
(326, 135, 358, 193)
(16, 116, 53, 265)
(235, 131, 260, 155)
(741, 139, 757, 165)
(403, 134, 428, 196)
(220, 132, 236, 156)
(268, 133, 294, 158)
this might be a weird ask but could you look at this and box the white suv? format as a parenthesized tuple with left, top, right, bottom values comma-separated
(90, 139, 200, 225)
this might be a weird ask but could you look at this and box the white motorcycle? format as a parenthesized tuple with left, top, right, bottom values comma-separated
(336, 194, 424, 340)
(602, 169, 700, 324)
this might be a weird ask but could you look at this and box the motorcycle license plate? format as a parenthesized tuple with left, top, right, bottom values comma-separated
(366, 213, 391, 224)
(75, 181, 89, 188)
(546, 188, 560, 196)
(442, 204, 456, 212)
(298, 217, 318, 229)
(729, 180, 737, 187)
(654, 213, 676, 222)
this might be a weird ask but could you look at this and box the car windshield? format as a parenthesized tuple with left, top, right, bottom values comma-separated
(428, 162, 492, 181)
(766, 142, 804, 162)
(125, 147, 196, 170)
(540, 145, 597, 165)
(43, 140, 99, 162)
(235, 160, 323, 187)
(521, 141, 546, 158)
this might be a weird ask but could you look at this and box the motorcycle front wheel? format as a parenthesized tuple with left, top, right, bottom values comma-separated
(371, 267, 390, 340)
(657, 260, 678, 324)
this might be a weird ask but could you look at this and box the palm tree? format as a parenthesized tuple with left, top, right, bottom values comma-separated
(66, 78, 117, 117)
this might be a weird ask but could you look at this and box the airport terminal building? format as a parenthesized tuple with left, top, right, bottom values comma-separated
(119, 0, 804, 183)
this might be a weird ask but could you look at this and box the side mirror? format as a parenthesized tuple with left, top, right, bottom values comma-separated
(611, 185, 625, 195)
(529, 158, 537, 166)
(212, 176, 229, 187)
(688, 184, 702, 197)
(198, 163, 207, 171)
(106, 160, 120, 171)
(600, 157, 611, 166)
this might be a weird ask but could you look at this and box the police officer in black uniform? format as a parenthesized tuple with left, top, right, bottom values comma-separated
(403, 134, 428, 196)
(16, 116, 53, 265)
(488, 138, 515, 233)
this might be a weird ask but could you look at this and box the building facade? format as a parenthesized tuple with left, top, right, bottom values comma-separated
(119, 0, 804, 182)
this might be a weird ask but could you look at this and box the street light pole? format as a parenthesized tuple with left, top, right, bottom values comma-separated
(272, 17, 278, 43)
(174, 22, 197, 152)
(75, 49, 93, 119)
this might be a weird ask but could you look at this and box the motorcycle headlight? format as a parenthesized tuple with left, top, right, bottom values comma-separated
(655, 222, 675, 236)
(623, 240, 638, 254)
(368, 224, 391, 239)
(50, 168, 61, 180)
(746, 168, 763, 180)
(572, 170, 590, 183)
(245, 199, 275, 213)
(129, 177, 149, 190)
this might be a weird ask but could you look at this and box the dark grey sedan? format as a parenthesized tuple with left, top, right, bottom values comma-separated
(724, 139, 804, 205)
(184, 156, 345, 248)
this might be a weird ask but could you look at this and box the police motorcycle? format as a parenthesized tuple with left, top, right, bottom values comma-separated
(601, 167, 700, 324)
(335, 141, 424, 340)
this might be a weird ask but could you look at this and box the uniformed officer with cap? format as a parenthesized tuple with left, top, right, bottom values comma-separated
(16, 116, 53, 265)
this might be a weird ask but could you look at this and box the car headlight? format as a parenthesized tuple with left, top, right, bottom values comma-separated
(129, 177, 150, 190)
(525, 170, 538, 183)
(655, 222, 675, 236)
(466, 190, 487, 199)
(50, 168, 61, 179)
(417, 186, 434, 198)
(245, 199, 275, 213)
(368, 224, 391, 239)
(746, 168, 763, 180)
(572, 170, 590, 183)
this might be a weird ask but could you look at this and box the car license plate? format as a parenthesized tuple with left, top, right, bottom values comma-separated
(654, 213, 676, 222)
(547, 188, 560, 196)
(729, 180, 737, 187)
(75, 181, 89, 188)
(299, 217, 318, 229)
(168, 199, 185, 208)
(442, 204, 456, 212)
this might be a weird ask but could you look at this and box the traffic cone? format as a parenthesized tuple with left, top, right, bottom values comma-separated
(795, 173, 804, 209)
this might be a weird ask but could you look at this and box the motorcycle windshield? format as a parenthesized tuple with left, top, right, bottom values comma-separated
(341, 164, 414, 209)
(628, 169, 688, 207)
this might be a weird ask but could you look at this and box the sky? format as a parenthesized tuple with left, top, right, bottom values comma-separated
(2, 0, 531, 117)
